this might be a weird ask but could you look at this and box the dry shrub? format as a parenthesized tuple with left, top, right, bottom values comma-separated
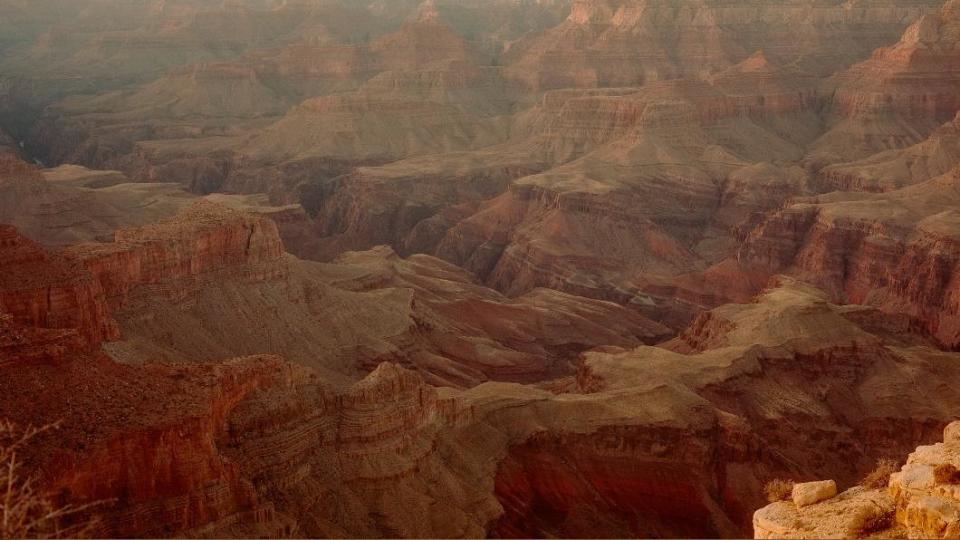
(1, 420, 100, 539)
(861, 458, 899, 489)
(764, 478, 794, 503)
(934, 463, 960, 485)
(854, 509, 895, 537)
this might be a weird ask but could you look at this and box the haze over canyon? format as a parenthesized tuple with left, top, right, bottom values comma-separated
(2, 0, 960, 538)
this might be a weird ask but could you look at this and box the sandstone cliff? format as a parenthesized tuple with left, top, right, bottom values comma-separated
(0, 152, 200, 246)
(0, 225, 117, 346)
(740, 166, 960, 349)
(754, 420, 960, 539)
(6, 266, 960, 537)
(64, 199, 287, 309)
(810, 0, 960, 165)
(503, 0, 938, 91)
(818, 111, 960, 192)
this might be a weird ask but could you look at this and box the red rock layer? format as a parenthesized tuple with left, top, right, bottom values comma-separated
(0, 334, 302, 537)
(493, 425, 741, 538)
(63, 200, 286, 308)
(0, 225, 117, 346)
(739, 168, 960, 348)
(504, 0, 938, 91)
(5, 279, 960, 537)
(831, 0, 960, 121)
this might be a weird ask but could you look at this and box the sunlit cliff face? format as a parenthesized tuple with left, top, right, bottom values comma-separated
(2, 1, 960, 539)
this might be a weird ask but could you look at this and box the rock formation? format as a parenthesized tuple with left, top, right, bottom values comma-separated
(0, 197, 666, 387)
(503, 0, 938, 91)
(7, 274, 960, 537)
(0, 225, 117, 346)
(4, 2, 960, 538)
(810, 0, 960, 165)
(64, 200, 286, 307)
(95, 206, 671, 387)
(754, 421, 960, 539)
(740, 166, 960, 349)
(0, 151, 202, 246)
(817, 111, 960, 192)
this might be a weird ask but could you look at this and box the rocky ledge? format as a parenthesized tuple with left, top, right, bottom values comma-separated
(754, 421, 960, 539)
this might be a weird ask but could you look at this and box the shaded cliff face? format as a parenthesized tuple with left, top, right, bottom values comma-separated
(6, 0, 936, 204)
(0, 194, 668, 387)
(0, 225, 116, 346)
(8, 275, 960, 538)
(817, 112, 960, 192)
(305, 67, 822, 327)
(65, 200, 287, 309)
(739, 167, 960, 349)
(99, 226, 672, 387)
(4, 179, 960, 537)
(503, 0, 939, 91)
(24, 16, 503, 186)
(5, 1, 960, 538)
(809, 0, 960, 165)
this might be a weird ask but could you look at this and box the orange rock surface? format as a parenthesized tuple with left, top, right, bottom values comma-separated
(3, 1, 960, 538)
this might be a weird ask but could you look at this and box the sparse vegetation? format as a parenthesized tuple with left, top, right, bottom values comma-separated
(934, 463, 960, 485)
(0, 420, 99, 539)
(853, 509, 895, 537)
(764, 478, 795, 503)
(861, 458, 899, 489)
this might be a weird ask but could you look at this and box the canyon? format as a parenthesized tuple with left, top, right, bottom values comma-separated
(2, 0, 960, 538)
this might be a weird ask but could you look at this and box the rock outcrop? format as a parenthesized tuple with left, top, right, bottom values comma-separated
(817, 111, 960, 192)
(7, 262, 960, 538)
(0, 225, 116, 346)
(739, 166, 960, 349)
(64, 200, 286, 308)
(810, 0, 960, 165)
(105, 238, 671, 387)
(0, 151, 200, 246)
(754, 420, 960, 539)
(26, 16, 500, 183)
(503, 0, 938, 91)
(6, 2, 960, 538)
(1, 193, 666, 387)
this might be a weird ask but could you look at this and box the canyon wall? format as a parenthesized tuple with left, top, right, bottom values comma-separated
(64, 200, 286, 308)
(740, 167, 960, 349)
(0, 225, 116, 346)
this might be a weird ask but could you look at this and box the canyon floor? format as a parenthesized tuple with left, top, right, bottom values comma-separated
(2, 0, 960, 538)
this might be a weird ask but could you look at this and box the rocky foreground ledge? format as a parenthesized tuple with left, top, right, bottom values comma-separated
(754, 421, 960, 539)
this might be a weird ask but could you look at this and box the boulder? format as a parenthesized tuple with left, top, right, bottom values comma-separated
(792, 480, 838, 507)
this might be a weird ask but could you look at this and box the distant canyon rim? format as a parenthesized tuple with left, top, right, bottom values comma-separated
(2, 0, 960, 538)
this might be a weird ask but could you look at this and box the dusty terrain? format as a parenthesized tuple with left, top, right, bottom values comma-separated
(2, 0, 960, 538)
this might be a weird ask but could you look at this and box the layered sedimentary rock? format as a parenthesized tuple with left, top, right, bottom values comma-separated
(754, 421, 960, 539)
(818, 111, 960, 192)
(503, 0, 938, 91)
(65, 200, 286, 308)
(434, 86, 816, 324)
(26, 15, 499, 186)
(740, 166, 960, 348)
(0, 0, 428, 112)
(0, 151, 205, 246)
(0, 225, 116, 346)
(5, 2, 960, 538)
(305, 64, 822, 326)
(105, 238, 671, 387)
(7, 275, 960, 538)
(810, 0, 960, 165)
(832, 0, 960, 121)
(18, 196, 666, 387)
